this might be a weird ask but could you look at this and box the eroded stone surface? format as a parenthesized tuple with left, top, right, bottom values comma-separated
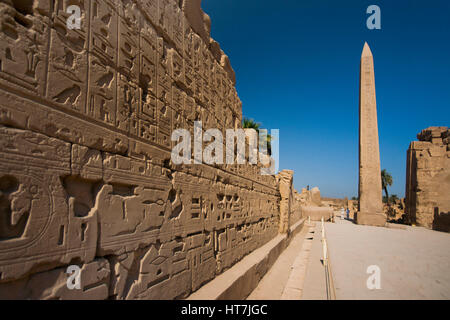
(405, 126, 450, 232)
(0, 258, 110, 300)
(301, 206, 333, 222)
(278, 170, 294, 234)
(295, 187, 334, 221)
(310, 187, 321, 207)
(0, 0, 301, 299)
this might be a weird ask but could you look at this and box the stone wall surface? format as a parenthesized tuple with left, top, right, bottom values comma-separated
(405, 126, 450, 232)
(321, 197, 346, 210)
(0, 0, 299, 299)
(301, 206, 333, 222)
(310, 187, 321, 206)
(297, 187, 317, 206)
(296, 186, 335, 221)
(278, 170, 293, 234)
(347, 199, 357, 220)
(290, 190, 302, 225)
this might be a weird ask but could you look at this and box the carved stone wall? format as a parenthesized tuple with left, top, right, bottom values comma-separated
(290, 190, 302, 225)
(0, 0, 289, 299)
(278, 170, 293, 234)
(405, 126, 450, 232)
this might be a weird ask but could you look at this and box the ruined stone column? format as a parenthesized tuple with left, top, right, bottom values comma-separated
(405, 127, 450, 231)
(357, 42, 386, 226)
(278, 170, 294, 234)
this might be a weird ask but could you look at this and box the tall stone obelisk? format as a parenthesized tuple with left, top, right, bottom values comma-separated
(357, 42, 386, 226)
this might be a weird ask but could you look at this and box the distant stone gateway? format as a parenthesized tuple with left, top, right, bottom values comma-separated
(356, 42, 386, 227)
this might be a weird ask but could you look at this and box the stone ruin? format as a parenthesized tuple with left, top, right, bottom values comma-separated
(347, 199, 357, 220)
(296, 186, 333, 221)
(405, 126, 450, 232)
(0, 0, 301, 299)
(297, 186, 321, 207)
(321, 197, 347, 211)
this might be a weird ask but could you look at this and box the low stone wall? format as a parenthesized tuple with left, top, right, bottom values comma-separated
(301, 206, 333, 221)
(290, 192, 302, 225)
(187, 218, 305, 300)
(405, 126, 450, 232)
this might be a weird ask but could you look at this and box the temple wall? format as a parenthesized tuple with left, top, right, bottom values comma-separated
(290, 190, 302, 225)
(405, 126, 450, 232)
(0, 0, 297, 299)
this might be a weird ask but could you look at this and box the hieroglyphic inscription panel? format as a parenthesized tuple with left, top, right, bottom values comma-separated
(0, 0, 283, 299)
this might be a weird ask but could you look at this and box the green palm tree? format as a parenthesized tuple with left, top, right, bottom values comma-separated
(381, 169, 393, 204)
(242, 118, 272, 155)
(390, 194, 399, 203)
(242, 118, 260, 131)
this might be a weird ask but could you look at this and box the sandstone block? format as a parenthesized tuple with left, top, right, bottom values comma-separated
(301, 206, 333, 221)
(406, 126, 450, 231)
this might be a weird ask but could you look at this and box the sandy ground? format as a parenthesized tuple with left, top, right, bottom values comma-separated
(246, 217, 450, 300)
(326, 218, 450, 299)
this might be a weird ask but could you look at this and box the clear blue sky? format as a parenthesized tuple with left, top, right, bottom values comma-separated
(202, 0, 450, 199)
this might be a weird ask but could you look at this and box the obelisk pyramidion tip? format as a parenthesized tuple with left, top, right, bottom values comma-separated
(361, 42, 373, 58)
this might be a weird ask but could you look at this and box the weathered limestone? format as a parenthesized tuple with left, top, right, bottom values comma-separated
(278, 170, 294, 234)
(0, 258, 110, 300)
(347, 199, 357, 220)
(405, 127, 450, 232)
(296, 186, 334, 221)
(301, 206, 333, 222)
(290, 190, 302, 225)
(297, 187, 319, 207)
(384, 199, 405, 223)
(0, 0, 298, 299)
(321, 197, 346, 210)
(356, 42, 386, 227)
(310, 187, 322, 206)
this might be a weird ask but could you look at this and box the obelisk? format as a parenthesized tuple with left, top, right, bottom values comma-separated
(357, 42, 386, 226)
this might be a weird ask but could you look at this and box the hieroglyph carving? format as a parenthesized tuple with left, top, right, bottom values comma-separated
(0, 0, 291, 299)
